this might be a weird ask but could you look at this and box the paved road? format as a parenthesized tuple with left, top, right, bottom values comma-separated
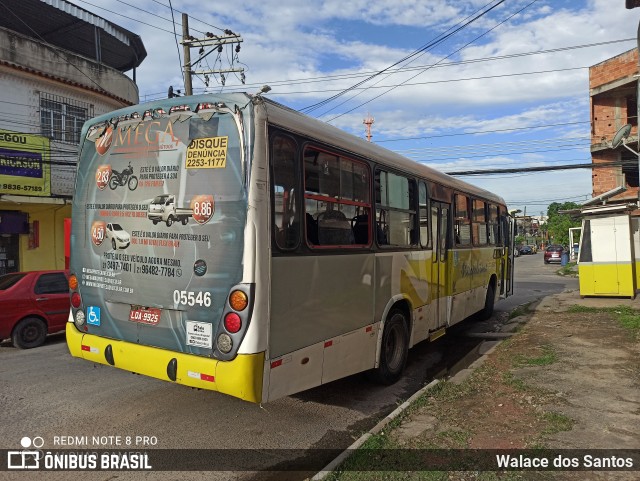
(497, 251, 578, 314)
(0, 253, 576, 480)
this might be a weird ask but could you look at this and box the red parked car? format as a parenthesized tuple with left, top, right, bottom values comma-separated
(0, 270, 70, 348)
(544, 245, 564, 264)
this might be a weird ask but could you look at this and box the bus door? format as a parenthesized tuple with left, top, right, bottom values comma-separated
(431, 202, 451, 329)
(501, 215, 515, 298)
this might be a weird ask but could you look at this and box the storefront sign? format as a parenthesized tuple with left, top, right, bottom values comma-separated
(0, 130, 51, 196)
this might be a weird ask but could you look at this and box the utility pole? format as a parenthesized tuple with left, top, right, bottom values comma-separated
(363, 113, 374, 142)
(182, 14, 193, 96)
(180, 14, 244, 94)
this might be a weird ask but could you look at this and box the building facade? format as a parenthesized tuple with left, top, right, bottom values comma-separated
(589, 48, 639, 203)
(0, 0, 145, 274)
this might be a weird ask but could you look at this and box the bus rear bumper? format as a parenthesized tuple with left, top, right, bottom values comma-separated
(66, 324, 264, 403)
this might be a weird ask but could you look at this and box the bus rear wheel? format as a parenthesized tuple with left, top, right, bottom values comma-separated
(479, 282, 495, 321)
(368, 309, 409, 385)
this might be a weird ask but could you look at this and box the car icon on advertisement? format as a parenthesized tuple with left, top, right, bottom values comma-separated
(105, 223, 130, 250)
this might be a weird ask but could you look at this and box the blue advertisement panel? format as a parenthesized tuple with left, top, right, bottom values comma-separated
(0, 130, 51, 196)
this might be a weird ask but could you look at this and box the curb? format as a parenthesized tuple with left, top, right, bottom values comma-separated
(310, 379, 440, 481)
(310, 306, 530, 481)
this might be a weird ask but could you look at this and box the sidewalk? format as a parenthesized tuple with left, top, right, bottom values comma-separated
(315, 288, 640, 480)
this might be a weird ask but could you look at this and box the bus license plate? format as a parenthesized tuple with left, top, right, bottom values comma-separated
(129, 306, 161, 325)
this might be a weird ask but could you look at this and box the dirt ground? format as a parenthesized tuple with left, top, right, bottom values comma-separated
(387, 291, 640, 480)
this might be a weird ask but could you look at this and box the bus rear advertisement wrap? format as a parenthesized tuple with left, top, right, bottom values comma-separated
(69, 101, 249, 364)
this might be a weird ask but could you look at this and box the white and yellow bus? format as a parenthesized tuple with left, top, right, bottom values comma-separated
(67, 92, 514, 403)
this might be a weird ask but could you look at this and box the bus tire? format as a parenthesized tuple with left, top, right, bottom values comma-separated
(479, 282, 495, 321)
(12, 317, 47, 349)
(368, 309, 409, 385)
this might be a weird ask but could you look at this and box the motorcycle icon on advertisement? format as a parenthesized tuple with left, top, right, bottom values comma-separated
(109, 161, 138, 191)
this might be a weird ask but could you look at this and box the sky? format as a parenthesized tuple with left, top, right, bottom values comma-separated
(73, 0, 640, 217)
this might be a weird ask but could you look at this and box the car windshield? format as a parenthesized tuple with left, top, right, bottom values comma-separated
(112, 224, 123, 231)
(0, 273, 26, 290)
(547, 246, 562, 252)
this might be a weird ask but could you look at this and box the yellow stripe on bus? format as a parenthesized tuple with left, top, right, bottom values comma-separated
(66, 324, 264, 403)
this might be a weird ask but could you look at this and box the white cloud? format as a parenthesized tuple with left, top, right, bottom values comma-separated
(82, 0, 634, 213)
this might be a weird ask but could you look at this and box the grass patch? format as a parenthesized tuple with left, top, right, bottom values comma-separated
(503, 371, 527, 391)
(556, 261, 577, 277)
(568, 305, 640, 338)
(508, 302, 533, 320)
(567, 305, 598, 313)
(514, 344, 557, 367)
(435, 428, 471, 448)
(542, 411, 575, 435)
(611, 306, 640, 335)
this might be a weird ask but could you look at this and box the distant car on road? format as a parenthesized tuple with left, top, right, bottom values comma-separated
(544, 245, 564, 264)
(519, 245, 535, 255)
(0, 270, 69, 348)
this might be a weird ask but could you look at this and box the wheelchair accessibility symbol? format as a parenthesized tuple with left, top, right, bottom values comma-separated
(87, 306, 101, 326)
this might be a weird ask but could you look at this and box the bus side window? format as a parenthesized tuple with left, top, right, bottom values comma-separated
(418, 181, 430, 248)
(304, 146, 371, 248)
(271, 134, 300, 250)
(488, 204, 499, 245)
(375, 170, 416, 247)
(454, 194, 471, 246)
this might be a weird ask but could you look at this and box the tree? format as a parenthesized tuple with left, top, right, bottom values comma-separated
(545, 202, 581, 246)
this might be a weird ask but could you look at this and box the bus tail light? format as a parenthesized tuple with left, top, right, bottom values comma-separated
(224, 313, 241, 333)
(75, 310, 86, 326)
(213, 283, 255, 361)
(69, 272, 85, 328)
(229, 290, 248, 311)
(217, 334, 233, 354)
(71, 292, 82, 309)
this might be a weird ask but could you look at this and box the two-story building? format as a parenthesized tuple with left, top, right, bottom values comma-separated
(0, 0, 145, 273)
(589, 48, 639, 204)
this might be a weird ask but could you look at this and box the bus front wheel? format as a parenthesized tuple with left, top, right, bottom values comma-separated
(368, 309, 409, 385)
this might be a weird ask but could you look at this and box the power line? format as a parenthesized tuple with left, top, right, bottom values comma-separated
(447, 159, 635, 176)
(301, 0, 507, 115)
(148, 0, 225, 33)
(326, 0, 539, 122)
(398, 136, 591, 155)
(167, 0, 185, 90)
(416, 144, 590, 163)
(235, 66, 588, 97)
(210, 38, 636, 92)
(376, 121, 592, 143)
(138, 37, 635, 100)
(74, 0, 177, 35)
